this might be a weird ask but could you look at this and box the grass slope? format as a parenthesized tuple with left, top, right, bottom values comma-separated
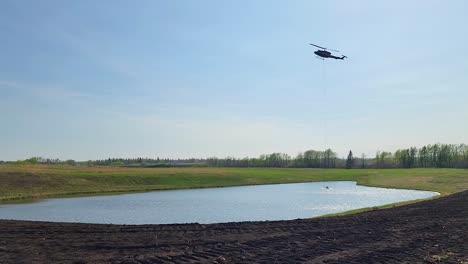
(0, 164, 467, 203)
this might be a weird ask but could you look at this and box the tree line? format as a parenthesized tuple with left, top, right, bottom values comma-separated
(209, 144, 468, 169)
(392, 144, 468, 168)
(6, 143, 468, 169)
(206, 149, 338, 168)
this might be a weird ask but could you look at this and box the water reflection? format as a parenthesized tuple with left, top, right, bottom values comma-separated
(0, 181, 438, 224)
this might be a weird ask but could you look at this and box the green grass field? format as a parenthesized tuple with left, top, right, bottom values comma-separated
(1, 164, 467, 203)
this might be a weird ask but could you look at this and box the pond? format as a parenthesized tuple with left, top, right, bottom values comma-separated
(0, 181, 438, 224)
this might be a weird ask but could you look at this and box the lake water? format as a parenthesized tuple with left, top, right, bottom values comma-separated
(0, 181, 438, 224)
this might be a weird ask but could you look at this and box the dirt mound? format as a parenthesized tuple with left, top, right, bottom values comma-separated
(1, 191, 467, 263)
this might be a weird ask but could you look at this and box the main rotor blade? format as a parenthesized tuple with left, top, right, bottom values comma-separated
(310, 43, 326, 49)
(310, 43, 340, 52)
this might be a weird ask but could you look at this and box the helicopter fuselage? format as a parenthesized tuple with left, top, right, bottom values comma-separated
(314, 50, 346, 60)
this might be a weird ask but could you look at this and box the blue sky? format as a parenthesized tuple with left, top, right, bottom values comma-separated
(1, 0, 467, 160)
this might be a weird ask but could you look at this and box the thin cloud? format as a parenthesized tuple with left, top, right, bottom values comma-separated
(0, 80, 19, 88)
(0, 80, 92, 102)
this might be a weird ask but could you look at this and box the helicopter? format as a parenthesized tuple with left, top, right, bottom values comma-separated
(310, 43, 347, 60)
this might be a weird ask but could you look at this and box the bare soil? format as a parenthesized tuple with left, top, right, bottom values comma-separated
(1, 191, 467, 264)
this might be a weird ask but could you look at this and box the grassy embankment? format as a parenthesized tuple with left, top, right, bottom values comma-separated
(1, 164, 467, 204)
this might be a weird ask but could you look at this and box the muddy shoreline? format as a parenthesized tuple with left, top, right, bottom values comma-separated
(1, 191, 467, 263)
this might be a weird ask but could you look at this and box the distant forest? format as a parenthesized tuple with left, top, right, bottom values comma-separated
(5, 143, 468, 169)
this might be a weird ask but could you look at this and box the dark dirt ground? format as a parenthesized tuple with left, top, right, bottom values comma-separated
(1, 191, 467, 264)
